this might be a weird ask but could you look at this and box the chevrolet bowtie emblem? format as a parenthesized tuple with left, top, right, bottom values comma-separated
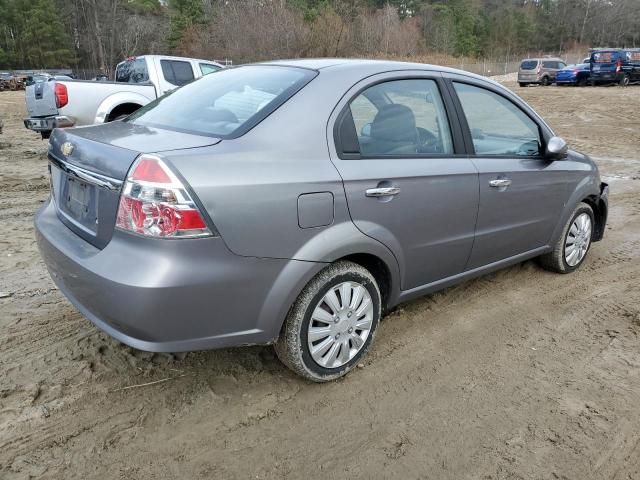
(61, 142, 74, 156)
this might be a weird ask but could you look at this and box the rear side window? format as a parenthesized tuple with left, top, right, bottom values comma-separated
(542, 61, 555, 68)
(200, 63, 221, 75)
(626, 51, 640, 61)
(520, 60, 537, 70)
(116, 58, 149, 83)
(347, 79, 454, 156)
(127, 65, 316, 138)
(160, 60, 195, 87)
(453, 82, 541, 157)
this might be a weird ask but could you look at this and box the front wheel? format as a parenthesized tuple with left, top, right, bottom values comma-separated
(539, 202, 594, 273)
(275, 261, 381, 382)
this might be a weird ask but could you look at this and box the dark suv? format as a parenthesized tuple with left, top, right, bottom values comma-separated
(590, 49, 640, 86)
(518, 58, 567, 87)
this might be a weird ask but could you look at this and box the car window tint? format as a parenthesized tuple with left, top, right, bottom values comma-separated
(520, 60, 537, 70)
(127, 65, 315, 138)
(453, 82, 541, 157)
(542, 61, 553, 68)
(557, 62, 567, 69)
(116, 58, 149, 83)
(200, 63, 221, 75)
(348, 79, 453, 156)
(160, 60, 195, 87)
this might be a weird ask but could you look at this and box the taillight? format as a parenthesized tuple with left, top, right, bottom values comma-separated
(116, 155, 213, 238)
(54, 83, 68, 108)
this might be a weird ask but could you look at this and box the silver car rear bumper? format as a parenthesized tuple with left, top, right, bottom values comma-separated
(35, 197, 323, 352)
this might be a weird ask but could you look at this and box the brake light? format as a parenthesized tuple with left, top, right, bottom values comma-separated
(54, 83, 68, 108)
(116, 155, 213, 238)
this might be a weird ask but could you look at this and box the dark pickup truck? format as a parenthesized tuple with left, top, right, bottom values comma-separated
(590, 48, 640, 86)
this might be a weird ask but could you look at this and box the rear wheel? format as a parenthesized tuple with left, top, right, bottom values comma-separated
(620, 74, 630, 87)
(539, 202, 594, 274)
(275, 261, 381, 382)
(519, 82, 527, 88)
(541, 76, 550, 86)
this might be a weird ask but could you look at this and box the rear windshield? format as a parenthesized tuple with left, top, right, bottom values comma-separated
(592, 52, 618, 63)
(126, 65, 317, 138)
(116, 58, 149, 83)
(520, 60, 538, 70)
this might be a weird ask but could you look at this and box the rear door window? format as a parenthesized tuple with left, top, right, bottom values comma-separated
(160, 60, 195, 87)
(542, 61, 555, 69)
(453, 82, 541, 157)
(347, 79, 454, 156)
(520, 61, 537, 70)
(116, 58, 149, 83)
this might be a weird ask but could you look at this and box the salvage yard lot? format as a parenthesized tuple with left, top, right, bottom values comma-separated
(1, 83, 639, 479)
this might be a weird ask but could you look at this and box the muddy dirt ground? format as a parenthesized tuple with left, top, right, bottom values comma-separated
(1, 82, 639, 480)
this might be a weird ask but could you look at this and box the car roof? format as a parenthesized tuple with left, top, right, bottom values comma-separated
(258, 58, 501, 85)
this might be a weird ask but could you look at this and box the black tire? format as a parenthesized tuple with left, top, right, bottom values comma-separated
(541, 76, 550, 86)
(519, 82, 527, 88)
(578, 76, 588, 87)
(538, 202, 595, 274)
(620, 74, 630, 87)
(274, 261, 381, 382)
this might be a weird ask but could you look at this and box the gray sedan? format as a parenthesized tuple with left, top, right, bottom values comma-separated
(36, 59, 609, 382)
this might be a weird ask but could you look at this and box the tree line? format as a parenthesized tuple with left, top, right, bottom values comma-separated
(1, 0, 639, 73)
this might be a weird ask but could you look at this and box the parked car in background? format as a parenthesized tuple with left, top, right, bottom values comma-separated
(24, 55, 224, 138)
(518, 57, 567, 87)
(556, 63, 591, 86)
(35, 60, 608, 382)
(590, 48, 640, 86)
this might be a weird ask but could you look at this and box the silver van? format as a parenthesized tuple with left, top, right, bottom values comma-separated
(518, 58, 567, 86)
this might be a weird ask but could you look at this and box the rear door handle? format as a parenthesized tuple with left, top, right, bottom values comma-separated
(489, 179, 512, 188)
(365, 187, 401, 197)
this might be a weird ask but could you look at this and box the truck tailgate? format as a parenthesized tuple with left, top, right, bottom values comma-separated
(25, 81, 59, 117)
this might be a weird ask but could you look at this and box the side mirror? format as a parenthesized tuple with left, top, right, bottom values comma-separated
(546, 136, 568, 160)
(361, 122, 372, 137)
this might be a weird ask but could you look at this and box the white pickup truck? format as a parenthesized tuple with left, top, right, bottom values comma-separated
(24, 55, 224, 138)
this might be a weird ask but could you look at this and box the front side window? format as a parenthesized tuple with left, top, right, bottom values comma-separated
(347, 79, 454, 156)
(127, 65, 316, 138)
(453, 82, 541, 156)
(200, 63, 221, 76)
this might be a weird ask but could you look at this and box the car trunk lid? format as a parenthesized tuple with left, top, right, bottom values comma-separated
(48, 122, 220, 249)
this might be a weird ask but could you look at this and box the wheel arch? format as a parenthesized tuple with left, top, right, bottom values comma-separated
(94, 91, 153, 123)
(105, 102, 142, 122)
(582, 194, 607, 241)
(258, 245, 401, 344)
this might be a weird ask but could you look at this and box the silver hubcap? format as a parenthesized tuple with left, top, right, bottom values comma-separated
(565, 213, 592, 267)
(307, 281, 374, 369)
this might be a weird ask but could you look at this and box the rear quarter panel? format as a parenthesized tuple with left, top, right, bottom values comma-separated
(163, 65, 402, 298)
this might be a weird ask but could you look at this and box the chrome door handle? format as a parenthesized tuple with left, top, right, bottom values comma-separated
(365, 187, 401, 197)
(489, 179, 512, 188)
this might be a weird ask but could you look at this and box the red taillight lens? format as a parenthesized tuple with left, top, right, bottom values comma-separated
(54, 83, 68, 108)
(116, 155, 212, 238)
